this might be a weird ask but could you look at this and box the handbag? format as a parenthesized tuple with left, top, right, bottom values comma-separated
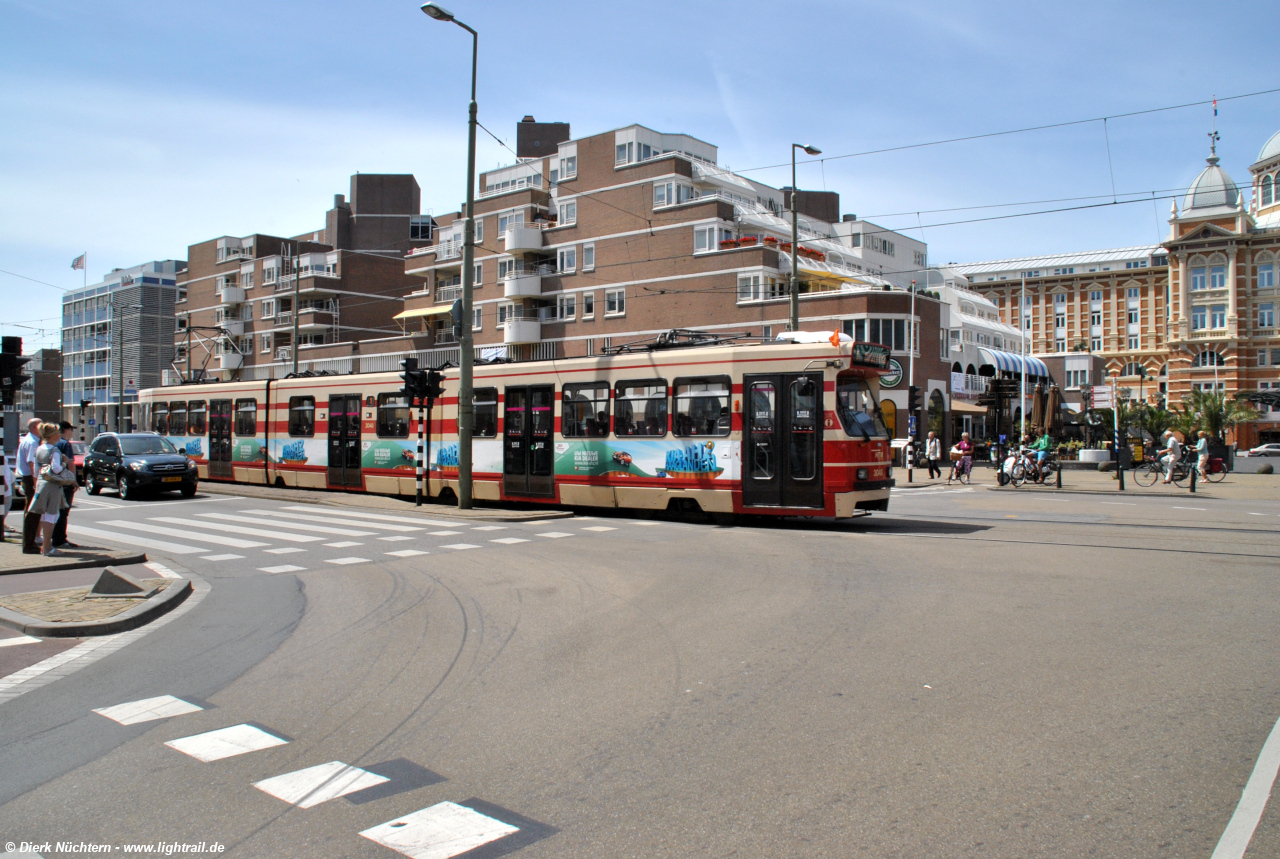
(41, 464, 77, 486)
(949, 446, 963, 462)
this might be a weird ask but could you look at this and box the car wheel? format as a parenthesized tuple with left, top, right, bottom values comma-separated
(180, 483, 197, 498)
(86, 472, 102, 495)
(118, 475, 136, 500)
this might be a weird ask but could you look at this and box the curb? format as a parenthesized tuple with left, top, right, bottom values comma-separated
(981, 485, 1219, 499)
(0, 550, 148, 578)
(0, 577, 194, 638)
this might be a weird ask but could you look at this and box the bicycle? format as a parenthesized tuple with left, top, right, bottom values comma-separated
(1133, 453, 1191, 487)
(949, 454, 972, 485)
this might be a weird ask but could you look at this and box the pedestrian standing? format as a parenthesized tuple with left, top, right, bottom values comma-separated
(1195, 431, 1210, 480)
(15, 417, 42, 554)
(25, 423, 72, 557)
(925, 431, 942, 479)
(52, 421, 80, 549)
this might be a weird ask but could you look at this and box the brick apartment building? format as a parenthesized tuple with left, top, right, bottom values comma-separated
(399, 119, 947, 438)
(178, 174, 432, 381)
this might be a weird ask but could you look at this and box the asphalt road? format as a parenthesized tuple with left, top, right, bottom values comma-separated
(1, 485, 1277, 858)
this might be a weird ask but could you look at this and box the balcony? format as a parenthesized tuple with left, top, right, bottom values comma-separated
(275, 346, 293, 362)
(217, 286, 246, 305)
(502, 271, 543, 298)
(503, 318, 541, 345)
(435, 284, 462, 305)
(218, 318, 244, 337)
(217, 351, 243, 370)
(503, 225, 546, 253)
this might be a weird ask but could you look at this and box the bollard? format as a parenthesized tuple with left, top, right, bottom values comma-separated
(1189, 463, 1196, 494)
(1056, 462, 1062, 489)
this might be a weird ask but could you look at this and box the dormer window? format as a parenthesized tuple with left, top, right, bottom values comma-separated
(1263, 174, 1274, 207)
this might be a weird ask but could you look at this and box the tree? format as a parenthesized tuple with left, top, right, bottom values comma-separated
(1171, 390, 1258, 441)
(1133, 405, 1173, 442)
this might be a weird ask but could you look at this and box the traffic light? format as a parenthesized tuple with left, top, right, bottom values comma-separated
(449, 299, 464, 339)
(907, 384, 922, 415)
(422, 368, 446, 402)
(0, 337, 30, 408)
(400, 356, 420, 402)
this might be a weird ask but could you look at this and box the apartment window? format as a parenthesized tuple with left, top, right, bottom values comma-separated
(1054, 293, 1067, 306)
(473, 262, 483, 286)
(472, 219, 483, 243)
(558, 201, 577, 226)
(1127, 309, 1138, 325)
(410, 215, 433, 241)
(261, 299, 276, 319)
(1210, 265, 1226, 289)
(1259, 349, 1270, 366)
(1055, 339, 1066, 352)
(1128, 287, 1140, 299)
(242, 272, 254, 289)
(561, 383, 609, 438)
(262, 264, 278, 285)
(556, 294, 576, 321)
(614, 379, 667, 437)
(498, 211, 524, 233)
(1210, 305, 1226, 328)
(260, 333, 272, 354)
(598, 288, 625, 317)
(1259, 302, 1275, 328)
(764, 325, 773, 340)
(653, 182, 695, 208)
(559, 156, 577, 180)
(939, 330, 949, 359)
(473, 306, 483, 331)
(288, 397, 315, 437)
(1128, 335, 1139, 350)
(1054, 314, 1065, 329)
(497, 303, 516, 327)
(377, 393, 410, 438)
(582, 292, 595, 319)
(1193, 350, 1225, 368)
(1090, 337, 1102, 351)
(1090, 290, 1102, 301)
(694, 225, 724, 253)
(1024, 316, 1032, 330)
(1257, 263, 1275, 289)
(558, 247, 577, 273)
(615, 141, 633, 165)
(582, 244, 595, 271)
(1090, 311, 1102, 327)
(1191, 267, 1207, 290)
(497, 258, 519, 280)
(1191, 306, 1207, 330)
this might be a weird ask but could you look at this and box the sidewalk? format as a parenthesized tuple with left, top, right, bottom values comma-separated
(0, 537, 146, 577)
(891, 465, 1279, 500)
(195, 481, 574, 521)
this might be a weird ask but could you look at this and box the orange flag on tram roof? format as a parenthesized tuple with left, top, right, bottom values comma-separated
(829, 330, 840, 348)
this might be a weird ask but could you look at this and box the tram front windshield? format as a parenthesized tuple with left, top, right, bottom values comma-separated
(836, 375, 888, 440)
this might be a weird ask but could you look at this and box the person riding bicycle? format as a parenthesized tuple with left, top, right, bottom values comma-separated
(1156, 430, 1182, 485)
(1031, 431, 1053, 464)
(948, 432, 974, 484)
(1194, 431, 1210, 480)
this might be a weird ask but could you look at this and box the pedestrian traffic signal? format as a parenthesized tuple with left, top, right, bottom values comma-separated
(907, 385, 922, 415)
(400, 357, 421, 402)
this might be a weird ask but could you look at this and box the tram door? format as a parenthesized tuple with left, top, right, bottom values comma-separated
(741, 374, 824, 509)
(327, 394, 363, 487)
(503, 385, 555, 497)
(208, 400, 234, 478)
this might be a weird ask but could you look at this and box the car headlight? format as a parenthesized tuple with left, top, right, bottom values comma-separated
(856, 468, 869, 481)
(186, 460, 197, 470)
(128, 461, 146, 472)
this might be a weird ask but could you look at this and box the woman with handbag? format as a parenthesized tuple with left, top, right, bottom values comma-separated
(25, 422, 73, 557)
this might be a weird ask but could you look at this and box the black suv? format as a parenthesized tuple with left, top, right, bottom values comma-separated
(84, 432, 199, 500)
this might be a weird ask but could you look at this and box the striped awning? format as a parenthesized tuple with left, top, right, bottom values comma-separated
(393, 305, 453, 320)
(978, 347, 1049, 377)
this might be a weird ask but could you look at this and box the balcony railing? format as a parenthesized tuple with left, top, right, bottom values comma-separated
(275, 347, 292, 362)
(435, 285, 462, 304)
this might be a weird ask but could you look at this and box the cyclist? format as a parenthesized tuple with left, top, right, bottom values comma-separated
(949, 432, 974, 484)
(1156, 430, 1182, 485)
(1194, 431, 1210, 480)
(1030, 430, 1053, 481)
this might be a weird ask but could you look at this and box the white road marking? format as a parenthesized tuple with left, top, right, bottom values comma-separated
(582, 526, 617, 532)
(537, 532, 574, 539)
(264, 547, 306, 555)
(200, 554, 244, 561)
(439, 543, 480, 550)
(427, 530, 462, 536)
(165, 724, 287, 762)
(631, 521, 663, 526)
(324, 541, 364, 548)
(281, 505, 456, 528)
(197, 512, 375, 537)
(471, 525, 506, 531)
(254, 761, 388, 809)
(143, 561, 182, 579)
(101, 520, 268, 549)
(379, 535, 415, 542)
(259, 565, 306, 574)
(149, 516, 324, 542)
(93, 694, 202, 725)
(1100, 502, 1136, 506)
(325, 557, 371, 565)
(1211, 711, 1280, 859)
(386, 549, 429, 558)
(1247, 512, 1265, 516)
(76, 497, 126, 509)
(68, 524, 205, 555)
(1172, 506, 1206, 511)
(523, 519, 566, 525)
(251, 509, 424, 532)
(490, 537, 529, 545)
(0, 635, 41, 648)
(360, 801, 518, 859)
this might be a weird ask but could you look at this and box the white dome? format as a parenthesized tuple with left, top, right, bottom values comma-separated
(1182, 156, 1240, 213)
(1257, 129, 1280, 164)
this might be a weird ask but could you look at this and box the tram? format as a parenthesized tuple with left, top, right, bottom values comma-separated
(135, 333, 895, 518)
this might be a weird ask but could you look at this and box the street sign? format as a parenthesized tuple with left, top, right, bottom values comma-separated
(1092, 386, 1114, 409)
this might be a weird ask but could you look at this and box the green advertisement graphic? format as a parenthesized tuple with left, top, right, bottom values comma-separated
(362, 439, 417, 471)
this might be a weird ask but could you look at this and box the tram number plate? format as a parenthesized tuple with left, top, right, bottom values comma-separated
(162, 476, 182, 483)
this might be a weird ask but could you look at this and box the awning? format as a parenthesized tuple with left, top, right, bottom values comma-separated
(394, 305, 453, 320)
(950, 400, 989, 415)
(978, 347, 1049, 377)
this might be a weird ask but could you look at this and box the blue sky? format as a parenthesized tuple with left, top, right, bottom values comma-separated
(3, 0, 1278, 351)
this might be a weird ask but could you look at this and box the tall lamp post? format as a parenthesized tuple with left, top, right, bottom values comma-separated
(788, 143, 821, 331)
(422, 2, 478, 508)
(112, 300, 144, 433)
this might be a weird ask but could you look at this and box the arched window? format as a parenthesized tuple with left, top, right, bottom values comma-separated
(1258, 251, 1276, 289)
(966, 364, 978, 375)
(952, 362, 963, 373)
(1193, 351, 1224, 368)
(1263, 174, 1274, 207)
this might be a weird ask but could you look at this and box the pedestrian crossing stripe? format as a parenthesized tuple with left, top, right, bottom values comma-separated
(68, 524, 205, 555)
(253, 509, 425, 532)
(280, 505, 458, 528)
(148, 516, 324, 543)
(100, 519, 268, 549)
(196, 512, 375, 538)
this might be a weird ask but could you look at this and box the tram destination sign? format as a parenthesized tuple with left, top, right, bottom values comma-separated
(848, 342, 891, 370)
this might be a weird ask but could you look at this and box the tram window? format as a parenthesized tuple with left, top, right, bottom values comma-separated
(835, 375, 887, 440)
(187, 401, 207, 436)
(673, 376, 731, 437)
(614, 379, 667, 437)
(562, 382, 610, 438)
(475, 387, 498, 438)
(235, 399, 258, 436)
(168, 402, 187, 435)
(377, 392, 410, 438)
(789, 378, 819, 480)
(289, 396, 316, 437)
(153, 403, 169, 435)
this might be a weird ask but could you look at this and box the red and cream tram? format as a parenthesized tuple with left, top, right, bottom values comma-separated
(136, 335, 895, 518)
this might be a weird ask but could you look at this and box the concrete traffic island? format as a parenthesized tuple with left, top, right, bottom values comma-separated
(0, 538, 147, 577)
(0, 572, 192, 637)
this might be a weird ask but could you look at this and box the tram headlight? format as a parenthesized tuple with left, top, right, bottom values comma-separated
(856, 468, 869, 481)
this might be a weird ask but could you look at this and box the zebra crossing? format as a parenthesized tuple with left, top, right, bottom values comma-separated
(87, 693, 540, 858)
(68, 500, 677, 575)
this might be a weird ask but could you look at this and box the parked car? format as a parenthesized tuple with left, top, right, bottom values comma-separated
(71, 440, 88, 486)
(1244, 443, 1280, 457)
(84, 432, 198, 499)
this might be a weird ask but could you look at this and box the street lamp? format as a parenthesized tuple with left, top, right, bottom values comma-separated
(422, 2, 478, 509)
(112, 300, 144, 433)
(788, 143, 821, 331)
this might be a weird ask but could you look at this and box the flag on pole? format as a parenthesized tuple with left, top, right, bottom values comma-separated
(1213, 98, 1218, 117)
(71, 253, 86, 270)
(829, 330, 841, 348)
